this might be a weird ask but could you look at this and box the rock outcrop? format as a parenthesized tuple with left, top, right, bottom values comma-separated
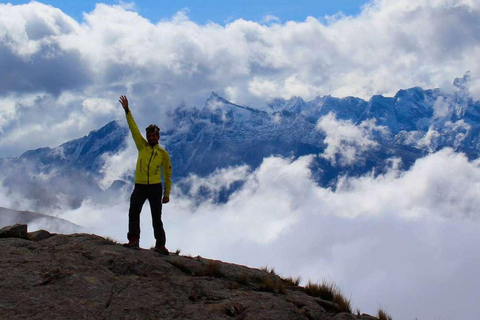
(0, 225, 381, 320)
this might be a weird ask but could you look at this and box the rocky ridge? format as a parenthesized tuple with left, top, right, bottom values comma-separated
(0, 224, 382, 320)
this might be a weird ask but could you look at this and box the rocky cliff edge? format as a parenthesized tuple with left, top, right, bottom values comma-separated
(0, 224, 383, 320)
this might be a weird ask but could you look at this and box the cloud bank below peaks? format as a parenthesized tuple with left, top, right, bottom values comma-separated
(317, 112, 388, 166)
(58, 147, 480, 320)
(167, 148, 480, 320)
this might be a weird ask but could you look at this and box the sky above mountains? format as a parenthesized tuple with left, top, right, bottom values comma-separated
(4, 0, 371, 24)
(1, 0, 480, 157)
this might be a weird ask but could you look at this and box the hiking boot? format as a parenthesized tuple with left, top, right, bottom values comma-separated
(153, 245, 169, 256)
(123, 239, 139, 249)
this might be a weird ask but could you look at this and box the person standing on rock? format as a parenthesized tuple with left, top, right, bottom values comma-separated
(119, 95, 172, 255)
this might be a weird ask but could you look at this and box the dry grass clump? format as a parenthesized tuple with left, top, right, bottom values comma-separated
(104, 236, 119, 244)
(378, 308, 393, 320)
(258, 275, 286, 294)
(304, 280, 351, 313)
(305, 281, 334, 300)
(282, 275, 301, 287)
(260, 265, 277, 275)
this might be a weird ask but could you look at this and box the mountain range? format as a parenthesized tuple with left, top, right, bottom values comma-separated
(0, 73, 478, 213)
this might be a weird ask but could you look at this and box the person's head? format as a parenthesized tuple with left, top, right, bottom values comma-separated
(145, 124, 160, 146)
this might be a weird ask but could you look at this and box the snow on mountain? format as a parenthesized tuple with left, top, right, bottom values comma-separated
(268, 95, 367, 122)
(1, 73, 479, 211)
(165, 92, 325, 178)
(0, 121, 128, 211)
(17, 120, 128, 172)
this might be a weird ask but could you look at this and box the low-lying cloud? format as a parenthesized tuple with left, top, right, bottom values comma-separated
(44, 148, 480, 320)
(317, 112, 388, 166)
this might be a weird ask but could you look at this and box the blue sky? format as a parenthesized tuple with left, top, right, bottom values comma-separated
(3, 0, 370, 24)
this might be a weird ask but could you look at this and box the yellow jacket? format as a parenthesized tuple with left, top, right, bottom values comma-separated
(126, 111, 172, 197)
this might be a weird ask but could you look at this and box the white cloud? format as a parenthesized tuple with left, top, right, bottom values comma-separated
(117, 1, 136, 11)
(98, 136, 137, 189)
(396, 119, 471, 152)
(317, 112, 387, 166)
(261, 14, 280, 24)
(82, 97, 116, 115)
(179, 165, 250, 200)
(433, 96, 451, 119)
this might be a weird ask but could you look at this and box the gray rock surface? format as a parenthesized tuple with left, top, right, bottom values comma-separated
(0, 226, 382, 320)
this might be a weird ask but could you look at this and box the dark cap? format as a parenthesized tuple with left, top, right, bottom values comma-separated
(145, 124, 160, 133)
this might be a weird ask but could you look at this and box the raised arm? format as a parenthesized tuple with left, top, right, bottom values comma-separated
(119, 95, 147, 150)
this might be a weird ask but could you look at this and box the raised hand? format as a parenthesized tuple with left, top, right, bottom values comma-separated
(119, 95, 129, 112)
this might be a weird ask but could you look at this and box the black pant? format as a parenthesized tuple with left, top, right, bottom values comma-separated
(128, 183, 166, 246)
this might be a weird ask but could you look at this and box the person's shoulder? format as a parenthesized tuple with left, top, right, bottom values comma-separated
(155, 145, 170, 155)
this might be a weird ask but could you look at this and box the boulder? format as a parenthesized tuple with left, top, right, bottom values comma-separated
(27, 230, 53, 241)
(0, 224, 27, 239)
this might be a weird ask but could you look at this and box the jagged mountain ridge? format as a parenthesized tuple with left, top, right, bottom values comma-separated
(1, 74, 479, 211)
(18, 120, 128, 172)
(0, 121, 128, 210)
(165, 92, 327, 177)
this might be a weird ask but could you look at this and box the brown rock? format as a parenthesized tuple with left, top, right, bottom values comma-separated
(27, 230, 53, 241)
(0, 224, 27, 239)
(0, 231, 383, 320)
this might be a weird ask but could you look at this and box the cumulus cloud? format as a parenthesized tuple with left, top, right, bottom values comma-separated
(1, 0, 480, 156)
(433, 96, 451, 119)
(82, 97, 116, 115)
(98, 136, 137, 189)
(51, 148, 480, 320)
(317, 112, 388, 166)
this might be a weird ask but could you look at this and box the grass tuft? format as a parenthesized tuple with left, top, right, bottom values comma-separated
(282, 275, 301, 287)
(258, 275, 285, 294)
(260, 265, 277, 275)
(104, 236, 119, 244)
(378, 308, 393, 320)
(305, 281, 335, 301)
(334, 291, 352, 314)
(304, 280, 351, 313)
